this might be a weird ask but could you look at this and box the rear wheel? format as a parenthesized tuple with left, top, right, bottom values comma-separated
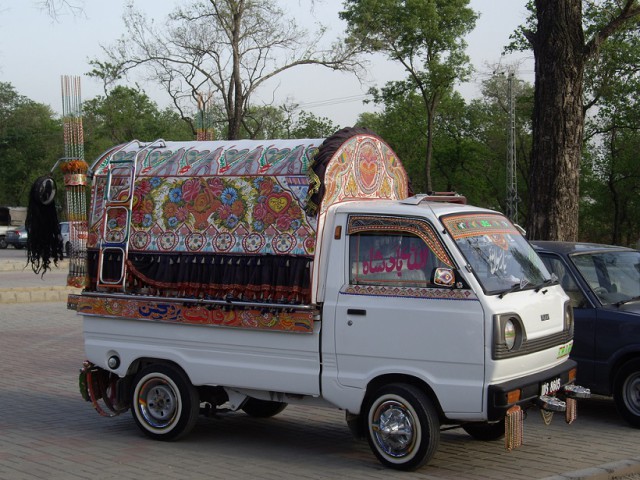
(614, 359, 640, 428)
(462, 419, 505, 441)
(365, 384, 440, 471)
(131, 363, 200, 440)
(0, 236, 7, 249)
(241, 398, 287, 417)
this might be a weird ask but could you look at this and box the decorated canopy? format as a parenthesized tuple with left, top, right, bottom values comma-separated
(87, 128, 409, 304)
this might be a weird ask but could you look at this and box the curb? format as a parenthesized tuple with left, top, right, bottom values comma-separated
(0, 286, 81, 303)
(0, 259, 79, 303)
(0, 258, 69, 272)
(542, 458, 640, 480)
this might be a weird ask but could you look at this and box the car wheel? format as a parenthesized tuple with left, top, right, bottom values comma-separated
(131, 363, 200, 440)
(365, 383, 440, 471)
(0, 236, 7, 249)
(614, 358, 640, 428)
(65, 241, 72, 257)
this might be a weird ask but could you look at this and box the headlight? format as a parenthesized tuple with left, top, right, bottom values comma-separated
(504, 319, 517, 350)
(564, 302, 574, 337)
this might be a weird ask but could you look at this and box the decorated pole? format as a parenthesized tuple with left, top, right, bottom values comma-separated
(196, 92, 215, 141)
(60, 75, 88, 288)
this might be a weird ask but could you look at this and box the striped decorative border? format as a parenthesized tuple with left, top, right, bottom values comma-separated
(70, 294, 315, 333)
(341, 285, 477, 300)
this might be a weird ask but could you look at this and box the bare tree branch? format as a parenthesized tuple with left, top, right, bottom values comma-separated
(95, 0, 365, 139)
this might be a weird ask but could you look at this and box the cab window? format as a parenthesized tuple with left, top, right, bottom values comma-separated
(349, 216, 452, 287)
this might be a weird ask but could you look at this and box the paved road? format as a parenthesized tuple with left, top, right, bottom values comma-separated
(0, 268, 639, 479)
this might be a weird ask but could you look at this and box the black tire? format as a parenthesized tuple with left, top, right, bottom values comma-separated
(462, 419, 505, 441)
(65, 241, 71, 258)
(14, 244, 24, 250)
(365, 384, 440, 471)
(0, 236, 7, 249)
(241, 398, 287, 418)
(131, 364, 200, 440)
(614, 358, 640, 428)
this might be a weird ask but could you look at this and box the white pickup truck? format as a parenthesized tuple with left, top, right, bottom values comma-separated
(63, 128, 587, 471)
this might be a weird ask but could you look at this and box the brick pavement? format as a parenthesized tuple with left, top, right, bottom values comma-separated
(0, 284, 639, 478)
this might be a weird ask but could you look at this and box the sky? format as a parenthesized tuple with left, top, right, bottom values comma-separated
(0, 0, 534, 128)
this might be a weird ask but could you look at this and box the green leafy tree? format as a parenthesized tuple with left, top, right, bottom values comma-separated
(474, 72, 535, 222)
(82, 86, 192, 161)
(580, 20, 640, 245)
(240, 105, 338, 140)
(341, 0, 477, 191)
(288, 111, 339, 139)
(0, 83, 61, 206)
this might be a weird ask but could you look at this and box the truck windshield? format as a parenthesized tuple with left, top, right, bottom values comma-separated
(442, 213, 551, 295)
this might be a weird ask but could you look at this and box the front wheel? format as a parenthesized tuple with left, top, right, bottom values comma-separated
(614, 359, 640, 428)
(365, 384, 440, 471)
(0, 236, 7, 249)
(131, 363, 200, 440)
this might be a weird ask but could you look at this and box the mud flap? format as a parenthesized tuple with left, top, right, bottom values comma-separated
(79, 361, 128, 417)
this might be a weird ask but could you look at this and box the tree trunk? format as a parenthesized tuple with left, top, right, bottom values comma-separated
(425, 110, 434, 192)
(527, 0, 585, 241)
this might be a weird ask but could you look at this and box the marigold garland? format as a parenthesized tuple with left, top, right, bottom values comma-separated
(60, 159, 89, 174)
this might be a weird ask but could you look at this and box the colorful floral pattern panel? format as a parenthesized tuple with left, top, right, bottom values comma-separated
(319, 134, 409, 216)
(89, 140, 322, 256)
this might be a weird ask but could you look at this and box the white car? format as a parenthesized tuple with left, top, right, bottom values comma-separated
(59, 221, 88, 257)
(59, 222, 72, 257)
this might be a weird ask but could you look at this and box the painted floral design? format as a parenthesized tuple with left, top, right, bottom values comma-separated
(252, 178, 303, 234)
(127, 174, 315, 255)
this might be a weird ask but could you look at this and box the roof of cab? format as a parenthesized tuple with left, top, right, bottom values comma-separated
(331, 197, 497, 218)
(531, 240, 636, 255)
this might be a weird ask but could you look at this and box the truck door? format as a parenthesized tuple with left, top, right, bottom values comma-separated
(333, 214, 486, 414)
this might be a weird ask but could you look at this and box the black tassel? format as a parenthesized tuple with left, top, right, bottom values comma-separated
(25, 176, 63, 276)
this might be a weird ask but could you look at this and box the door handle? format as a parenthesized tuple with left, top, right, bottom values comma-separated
(347, 308, 366, 316)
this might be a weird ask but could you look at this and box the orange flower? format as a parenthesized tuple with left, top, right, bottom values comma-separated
(60, 159, 88, 174)
(193, 192, 211, 213)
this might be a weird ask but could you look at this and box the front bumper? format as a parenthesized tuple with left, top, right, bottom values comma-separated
(487, 359, 583, 421)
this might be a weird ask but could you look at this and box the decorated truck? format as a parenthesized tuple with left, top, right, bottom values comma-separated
(56, 128, 588, 470)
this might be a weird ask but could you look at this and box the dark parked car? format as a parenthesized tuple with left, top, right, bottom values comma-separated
(6, 225, 27, 249)
(531, 241, 640, 427)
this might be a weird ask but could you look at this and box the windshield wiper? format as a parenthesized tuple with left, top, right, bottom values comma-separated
(615, 296, 640, 307)
(535, 275, 559, 292)
(499, 279, 530, 299)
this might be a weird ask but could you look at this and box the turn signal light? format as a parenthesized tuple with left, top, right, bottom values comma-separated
(507, 389, 521, 404)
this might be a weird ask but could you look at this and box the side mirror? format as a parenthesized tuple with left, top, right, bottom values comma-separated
(432, 267, 456, 288)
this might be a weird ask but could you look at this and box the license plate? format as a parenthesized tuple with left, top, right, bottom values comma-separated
(540, 377, 562, 396)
